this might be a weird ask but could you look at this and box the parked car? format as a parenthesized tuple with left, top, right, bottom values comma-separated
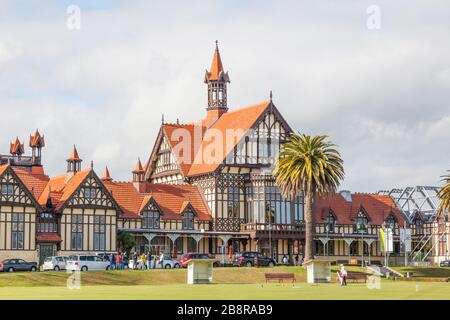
(66, 255, 110, 271)
(0, 259, 38, 272)
(128, 254, 181, 269)
(43, 256, 67, 271)
(440, 260, 450, 267)
(233, 252, 276, 267)
(179, 253, 220, 267)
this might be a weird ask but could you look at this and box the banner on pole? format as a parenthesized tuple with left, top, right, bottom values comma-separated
(400, 228, 412, 253)
(379, 228, 393, 252)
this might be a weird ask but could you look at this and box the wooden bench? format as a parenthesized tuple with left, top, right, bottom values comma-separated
(265, 273, 296, 283)
(346, 272, 368, 283)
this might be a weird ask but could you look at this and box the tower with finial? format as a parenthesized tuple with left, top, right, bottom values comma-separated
(204, 41, 230, 127)
(67, 145, 82, 173)
(132, 158, 145, 183)
(29, 129, 45, 164)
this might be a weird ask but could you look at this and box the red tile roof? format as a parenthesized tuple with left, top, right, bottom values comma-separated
(188, 101, 270, 176)
(37, 169, 91, 210)
(314, 192, 406, 225)
(13, 166, 50, 199)
(103, 181, 211, 221)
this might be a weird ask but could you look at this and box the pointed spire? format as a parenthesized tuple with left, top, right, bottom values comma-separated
(102, 166, 113, 181)
(133, 158, 144, 173)
(161, 113, 165, 125)
(67, 145, 81, 161)
(29, 129, 45, 147)
(10, 137, 25, 155)
(90, 160, 94, 169)
(270, 90, 273, 101)
(207, 40, 225, 81)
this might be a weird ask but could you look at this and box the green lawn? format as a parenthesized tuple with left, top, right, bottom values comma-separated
(0, 266, 448, 300)
(0, 282, 448, 300)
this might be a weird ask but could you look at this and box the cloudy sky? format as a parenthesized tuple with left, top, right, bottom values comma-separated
(0, 0, 448, 192)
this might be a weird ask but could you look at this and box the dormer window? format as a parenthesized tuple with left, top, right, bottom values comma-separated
(183, 209, 195, 230)
(142, 207, 160, 229)
(353, 209, 368, 233)
(325, 211, 336, 233)
(385, 213, 397, 230)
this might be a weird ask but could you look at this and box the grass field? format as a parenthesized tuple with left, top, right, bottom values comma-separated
(0, 266, 448, 300)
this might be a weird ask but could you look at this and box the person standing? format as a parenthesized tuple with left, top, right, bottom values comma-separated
(159, 252, 165, 268)
(152, 254, 157, 269)
(146, 252, 152, 270)
(109, 253, 115, 270)
(340, 265, 348, 286)
(140, 253, 147, 270)
(115, 253, 121, 270)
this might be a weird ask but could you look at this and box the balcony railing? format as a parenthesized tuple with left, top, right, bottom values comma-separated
(0, 155, 41, 166)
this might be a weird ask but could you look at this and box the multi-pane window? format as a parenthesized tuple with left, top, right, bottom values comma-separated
(325, 212, 336, 233)
(227, 187, 240, 218)
(71, 215, 83, 250)
(249, 185, 301, 224)
(353, 210, 368, 233)
(1, 184, 14, 195)
(83, 187, 96, 199)
(142, 209, 160, 229)
(11, 213, 24, 249)
(37, 212, 57, 233)
(183, 210, 195, 230)
(94, 216, 105, 251)
(385, 214, 397, 230)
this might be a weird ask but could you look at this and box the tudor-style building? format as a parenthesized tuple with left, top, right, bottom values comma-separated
(0, 138, 213, 264)
(143, 43, 305, 260)
(0, 44, 447, 266)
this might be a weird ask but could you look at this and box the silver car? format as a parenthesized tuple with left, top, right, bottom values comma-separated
(43, 256, 67, 271)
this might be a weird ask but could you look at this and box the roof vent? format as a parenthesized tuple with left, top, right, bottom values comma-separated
(339, 190, 352, 202)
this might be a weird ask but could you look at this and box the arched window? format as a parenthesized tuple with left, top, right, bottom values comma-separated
(183, 209, 195, 230)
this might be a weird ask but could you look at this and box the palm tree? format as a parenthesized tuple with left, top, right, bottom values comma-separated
(437, 171, 450, 218)
(273, 133, 345, 262)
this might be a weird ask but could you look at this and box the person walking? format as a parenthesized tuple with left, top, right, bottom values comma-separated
(133, 252, 139, 270)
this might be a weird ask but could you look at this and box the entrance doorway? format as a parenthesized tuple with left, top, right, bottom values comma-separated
(38, 244, 55, 266)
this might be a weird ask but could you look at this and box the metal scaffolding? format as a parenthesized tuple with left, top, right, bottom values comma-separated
(378, 186, 441, 222)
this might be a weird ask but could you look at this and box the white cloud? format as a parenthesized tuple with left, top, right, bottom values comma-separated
(0, 0, 448, 191)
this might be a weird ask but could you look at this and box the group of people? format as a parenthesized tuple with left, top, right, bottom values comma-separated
(107, 252, 165, 270)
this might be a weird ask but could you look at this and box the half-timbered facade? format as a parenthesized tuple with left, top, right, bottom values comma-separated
(142, 43, 305, 261)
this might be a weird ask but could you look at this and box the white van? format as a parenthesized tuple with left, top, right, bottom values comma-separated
(66, 255, 110, 271)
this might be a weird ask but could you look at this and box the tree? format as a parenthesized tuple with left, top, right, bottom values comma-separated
(437, 171, 450, 218)
(117, 230, 136, 255)
(273, 133, 345, 262)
